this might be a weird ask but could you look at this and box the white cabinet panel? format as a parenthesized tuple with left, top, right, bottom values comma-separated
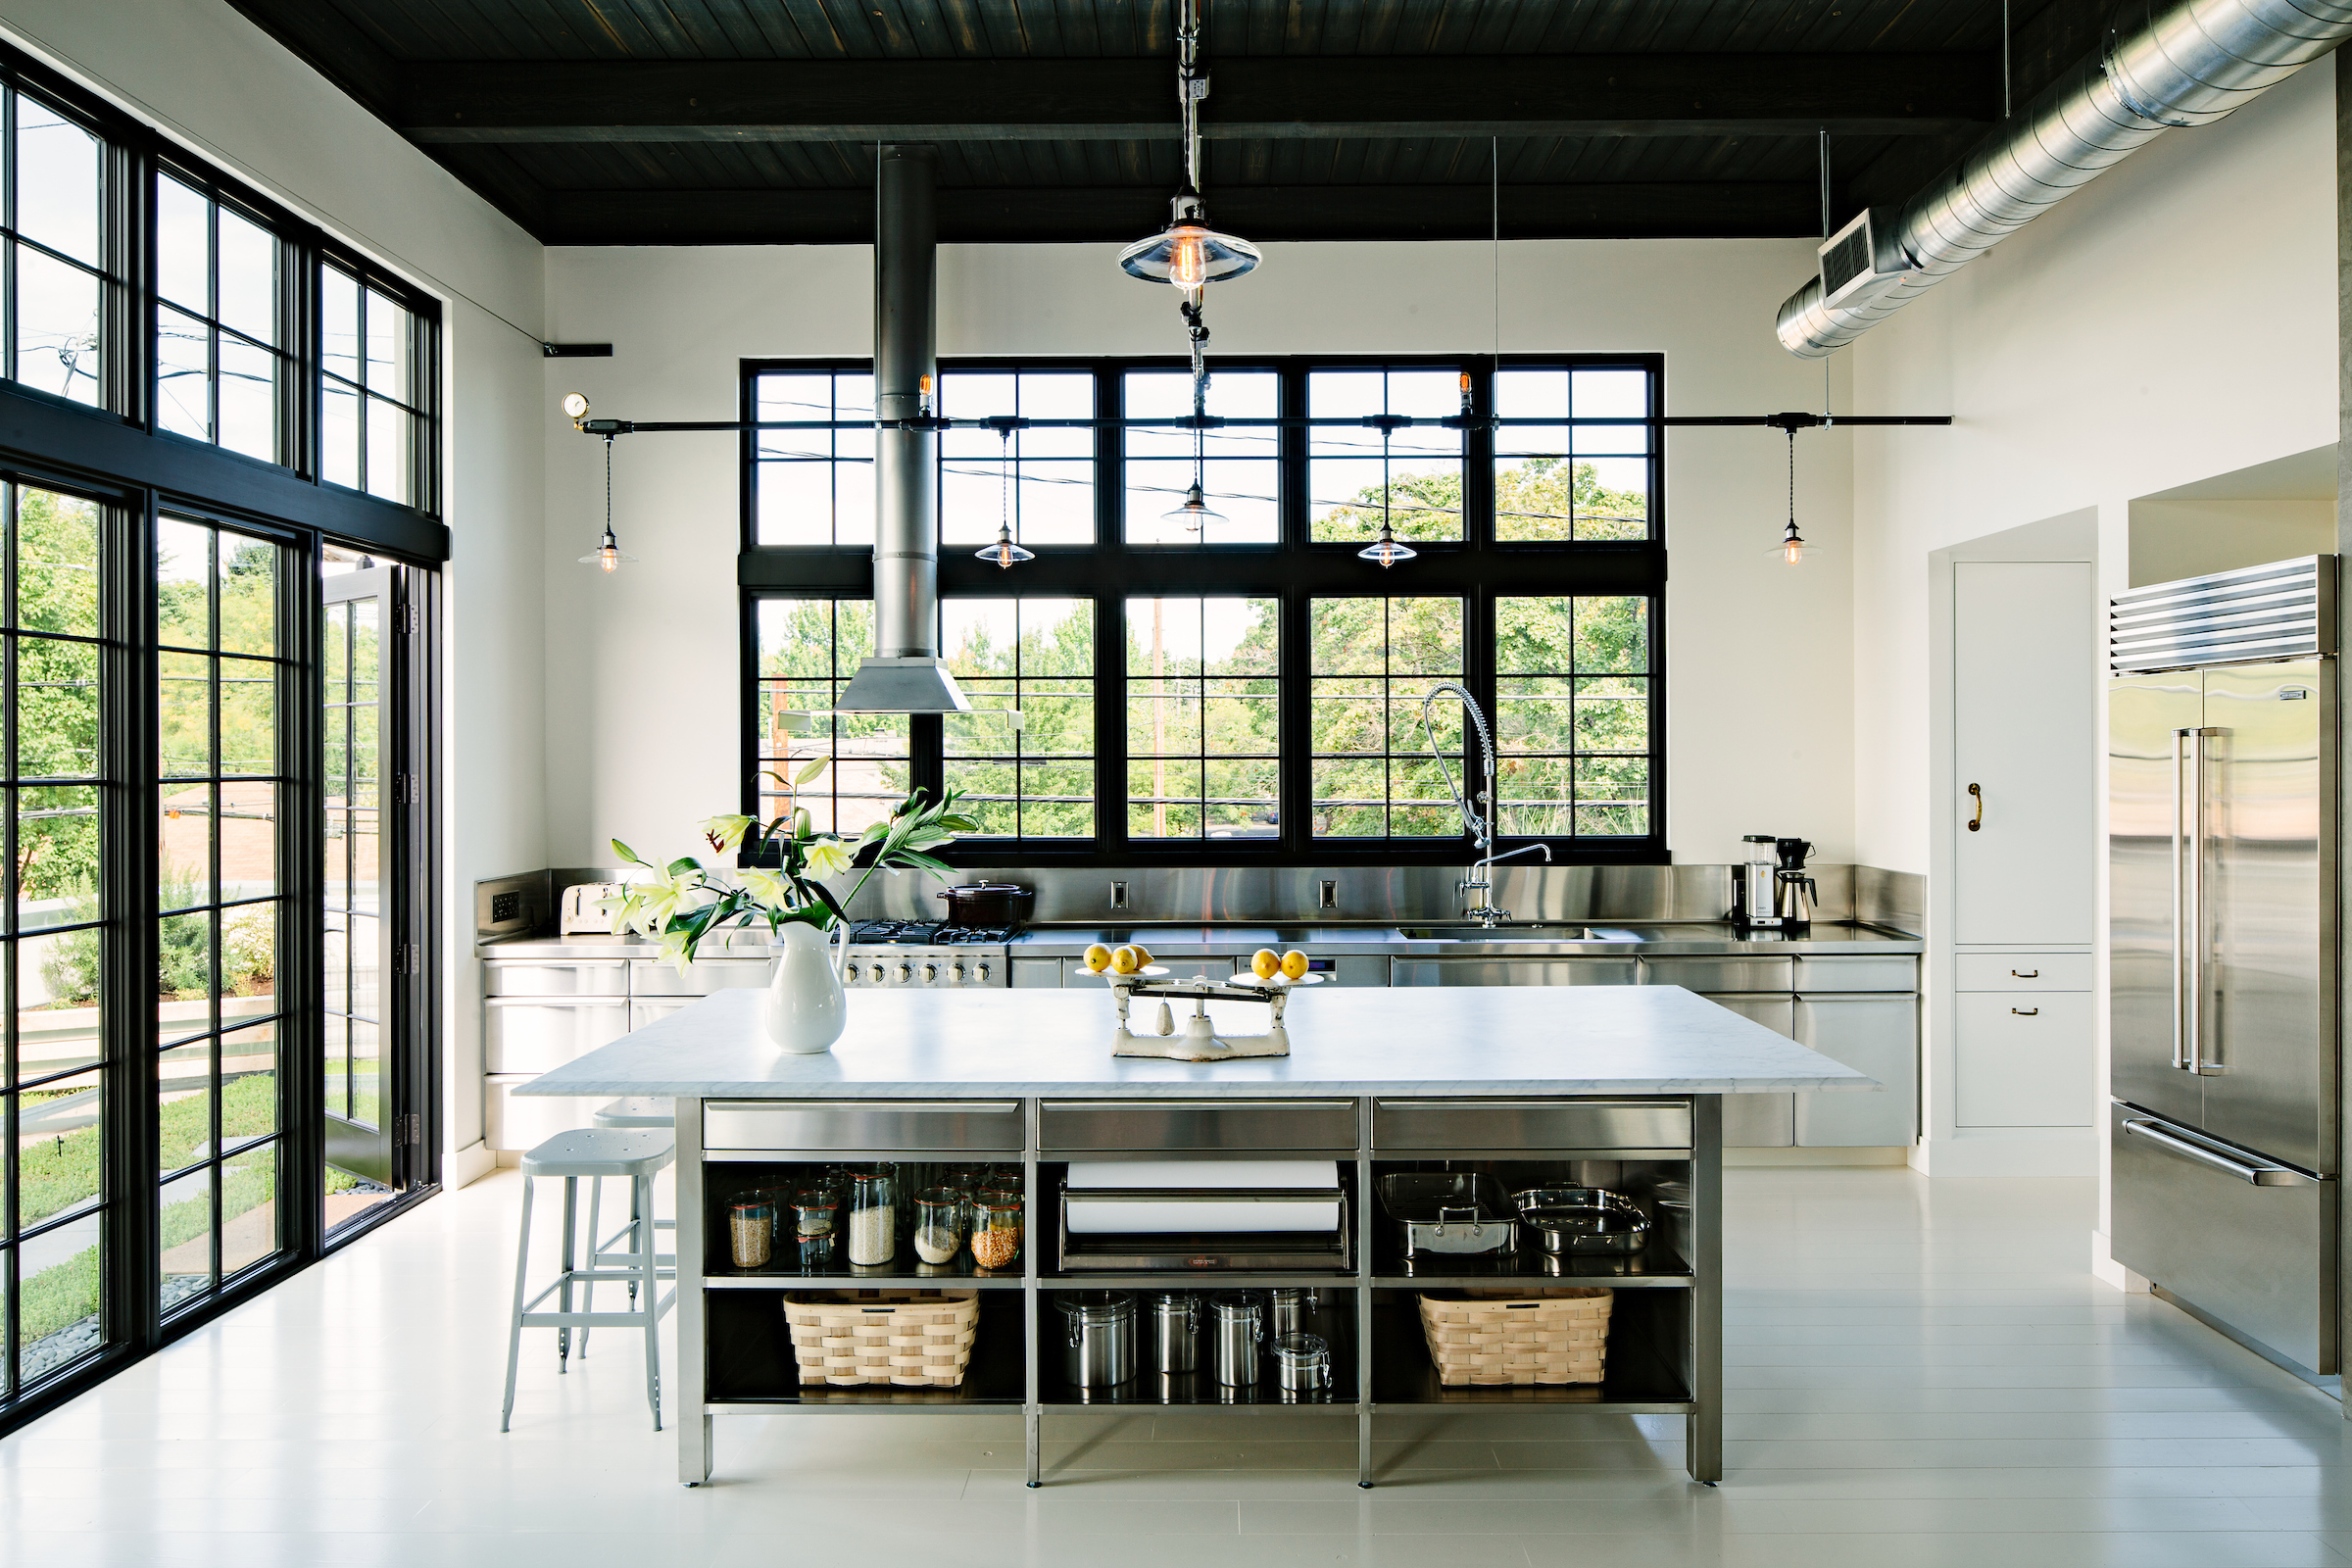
(1794, 994, 1919, 1147)
(1953, 562, 2096, 946)
(1957, 991, 2094, 1127)
(1954, 953, 2094, 992)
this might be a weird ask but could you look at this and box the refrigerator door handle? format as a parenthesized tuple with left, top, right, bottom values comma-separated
(2172, 727, 2192, 1071)
(2188, 726, 2226, 1076)
(2121, 1117, 2319, 1187)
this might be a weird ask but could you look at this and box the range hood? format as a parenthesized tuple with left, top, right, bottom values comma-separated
(836, 143, 971, 715)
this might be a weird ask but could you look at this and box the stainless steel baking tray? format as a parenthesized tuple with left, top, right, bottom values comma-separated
(1375, 1172, 1520, 1257)
(1512, 1187, 1651, 1255)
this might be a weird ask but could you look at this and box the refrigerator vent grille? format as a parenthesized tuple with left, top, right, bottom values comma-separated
(2108, 556, 2334, 673)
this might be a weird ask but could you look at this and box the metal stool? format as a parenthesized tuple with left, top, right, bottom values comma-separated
(579, 1098, 676, 1358)
(501, 1128, 675, 1433)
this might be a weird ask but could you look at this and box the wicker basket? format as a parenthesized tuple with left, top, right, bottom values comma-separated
(782, 1289, 980, 1387)
(1416, 1288, 1614, 1387)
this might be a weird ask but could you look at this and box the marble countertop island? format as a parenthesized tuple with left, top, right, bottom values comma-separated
(517, 983, 1878, 1100)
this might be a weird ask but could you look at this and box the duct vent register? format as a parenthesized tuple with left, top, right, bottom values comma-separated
(2108, 556, 2335, 674)
(1817, 208, 1911, 311)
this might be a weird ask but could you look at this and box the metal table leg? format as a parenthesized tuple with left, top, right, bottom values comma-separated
(674, 1098, 711, 1486)
(1688, 1094, 1724, 1485)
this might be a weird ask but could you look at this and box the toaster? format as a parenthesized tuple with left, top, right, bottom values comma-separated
(559, 881, 628, 935)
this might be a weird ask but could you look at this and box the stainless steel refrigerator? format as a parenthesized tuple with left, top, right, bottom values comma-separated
(2109, 556, 2337, 1377)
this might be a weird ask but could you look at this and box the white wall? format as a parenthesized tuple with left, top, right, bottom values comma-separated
(542, 239, 1856, 870)
(0, 0, 551, 1181)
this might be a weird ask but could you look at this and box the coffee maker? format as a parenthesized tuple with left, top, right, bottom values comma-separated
(1734, 835, 1819, 932)
(1772, 838, 1818, 932)
(1733, 835, 1780, 929)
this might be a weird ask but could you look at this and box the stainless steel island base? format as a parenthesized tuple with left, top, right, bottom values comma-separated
(669, 1091, 1725, 1490)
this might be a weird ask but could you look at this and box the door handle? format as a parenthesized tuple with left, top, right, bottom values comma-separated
(1966, 782, 1983, 832)
(2122, 1118, 2318, 1187)
(2011, 1007, 2038, 1016)
(2010, 968, 2038, 978)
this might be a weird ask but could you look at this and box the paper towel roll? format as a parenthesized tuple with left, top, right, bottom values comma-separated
(1065, 1160, 1341, 1234)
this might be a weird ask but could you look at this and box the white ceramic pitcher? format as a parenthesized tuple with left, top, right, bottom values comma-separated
(761, 919, 848, 1054)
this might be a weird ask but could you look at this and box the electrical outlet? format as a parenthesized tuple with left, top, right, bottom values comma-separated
(1109, 880, 1129, 910)
(1319, 879, 1338, 911)
(491, 891, 521, 923)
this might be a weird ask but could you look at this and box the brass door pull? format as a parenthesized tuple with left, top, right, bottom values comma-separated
(2011, 969, 2038, 978)
(1967, 782, 1984, 832)
(2012, 1007, 2038, 1016)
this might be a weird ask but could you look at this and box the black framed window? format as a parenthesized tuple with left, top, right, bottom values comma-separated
(938, 368, 1094, 550)
(153, 515, 289, 1313)
(153, 171, 292, 466)
(742, 354, 1665, 865)
(4, 87, 111, 411)
(1308, 596, 1464, 839)
(318, 265, 428, 507)
(1308, 365, 1464, 544)
(751, 598, 907, 835)
(943, 597, 1095, 840)
(4, 480, 109, 1395)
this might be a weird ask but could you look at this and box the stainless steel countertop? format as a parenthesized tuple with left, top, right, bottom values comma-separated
(478, 920, 1921, 963)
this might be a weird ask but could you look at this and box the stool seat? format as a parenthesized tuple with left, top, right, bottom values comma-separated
(592, 1097, 675, 1129)
(519, 1128, 673, 1180)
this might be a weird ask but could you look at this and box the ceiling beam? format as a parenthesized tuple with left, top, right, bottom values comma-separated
(399, 54, 1995, 144)
(523, 181, 1821, 245)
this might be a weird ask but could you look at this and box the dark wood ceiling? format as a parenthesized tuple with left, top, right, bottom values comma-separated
(229, 0, 2114, 245)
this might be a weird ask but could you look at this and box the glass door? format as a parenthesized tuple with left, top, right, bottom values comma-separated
(320, 564, 390, 1203)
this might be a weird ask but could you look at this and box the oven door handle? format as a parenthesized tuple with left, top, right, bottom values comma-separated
(2121, 1118, 2318, 1187)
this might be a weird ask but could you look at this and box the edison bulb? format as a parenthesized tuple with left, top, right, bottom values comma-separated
(597, 544, 620, 572)
(1168, 232, 1206, 290)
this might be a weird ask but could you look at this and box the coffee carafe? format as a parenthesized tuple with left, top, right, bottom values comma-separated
(1772, 838, 1818, 931)
(1734, 835, 1781, 929)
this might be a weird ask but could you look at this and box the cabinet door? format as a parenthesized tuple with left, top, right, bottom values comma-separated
(1954, 561, 2095, 946)
(1702, 993, 1793, 1148)
(482, 999, 630, 1073)
(1794, 994, 1918, 1146)
(1390, 958, 1640, 986)
(1956, 991, 2093, 1127)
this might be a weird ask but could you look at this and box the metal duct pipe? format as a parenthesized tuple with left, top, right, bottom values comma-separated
(1776, 0, 2352, 359)
(838, 144, 969, 712)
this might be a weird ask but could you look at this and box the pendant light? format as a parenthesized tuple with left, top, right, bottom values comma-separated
(577, 430, 638, 573)
(1766, 425, 1822, 566)
(1159, 364, 1228, 536)
(1117, 0, 1259, 302)
(1355, 422, 1417, 567)
(976, 424, 1034, 569)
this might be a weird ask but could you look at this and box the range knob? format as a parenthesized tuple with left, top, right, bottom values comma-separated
(974, 962, 992, 984)
(844, 962, 861, 984)
(950, 962, 966, 983)
(895, 962, 911, 984)
(920, 963, 938, 984)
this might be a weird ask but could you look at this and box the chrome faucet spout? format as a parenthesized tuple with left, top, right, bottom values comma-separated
(1422, 683, 1541, 926)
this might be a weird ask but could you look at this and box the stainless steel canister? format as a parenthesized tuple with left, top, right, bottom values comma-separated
(1271, 1332, 1331, 1395)
(1054, 1292, 1137, 1389)
(1147, 1291, 1201, 1374)
(1208, 1291, 1263, 1387)
(1269, 1287, 1321, 1340)
(1653, 1180, 1691, 1264)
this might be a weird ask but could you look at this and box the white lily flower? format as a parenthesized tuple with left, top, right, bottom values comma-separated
(738, 867, 796, 911)
(700, 814, 754, 853)
(803, 839, 853, 879)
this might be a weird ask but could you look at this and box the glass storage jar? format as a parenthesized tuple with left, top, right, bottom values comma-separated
(971, 1190, 1023, 1271)
(845, 1164, 897, 1267)
(914, 1187, 968, 1265)
(728, 1200, 774, 1269)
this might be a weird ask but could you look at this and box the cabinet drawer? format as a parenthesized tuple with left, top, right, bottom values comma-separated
(631, 998, 694, 1031)
(1955, 953, 2093, 992)
(1010, 957, 1064, 988)
(1792, 994, 1917, 1147)
(1956, 991, 2094, 1127)
(1700, 993, 1795, 1150)
(630, 957, 770, 997)
(1792, 956, 1917, 993)
(483, 998, 630, 1074)
(1043, 1098, 1356, 1152)
(484, 960, 627, 997)
(1641, 956, 1791, 993)
(1374, 1098, 1692, 1152)
(1390, 957, 1640, 987)
(704, 1099, 1024, 1152)
(485, 1074, 595, 1152)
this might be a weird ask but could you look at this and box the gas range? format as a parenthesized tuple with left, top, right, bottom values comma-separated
(842, 920, 1015, 988)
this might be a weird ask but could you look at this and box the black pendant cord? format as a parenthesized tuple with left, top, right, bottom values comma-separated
(604, 434, 614, 543)
(1788, 428, 1796, 532)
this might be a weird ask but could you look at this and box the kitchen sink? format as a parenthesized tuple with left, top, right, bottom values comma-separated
(1398, 922, 1613, 941)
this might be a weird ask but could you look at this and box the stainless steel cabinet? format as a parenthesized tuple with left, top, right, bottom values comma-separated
(483, 959, 627, 996)
(1702, 993, 1795, 1148)
(630, 957, 769, 997)
(483, 997, 630, 1074)
(1792, 993, 1919, 1146)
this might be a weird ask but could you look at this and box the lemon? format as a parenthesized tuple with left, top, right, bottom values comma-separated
(1250, 949, 1280, 979)
(1131, 944, 1154, 965)
(1281, 949, 1309, 980)
(1082, 943, 1112, 973)
(1110, 946, 1141, 975)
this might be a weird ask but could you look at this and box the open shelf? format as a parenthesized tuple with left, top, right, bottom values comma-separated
(708, 1256, 1028, 1289)
(1036, 1289, 1358, 1406)
(704, 1287, 1026, 1406)
(1366, 1295, 1693, 1412)
(1370, 1238, 1691, 1291)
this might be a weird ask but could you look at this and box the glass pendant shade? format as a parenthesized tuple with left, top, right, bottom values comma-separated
(579, 527, 637, 573)
(978, 527, 1035, 569)
(1770, 520, 1823, 565)
(1119, 195, 1260, 289)
(1357, 522, 1418, 568)
(1161, 482, 1228, 533)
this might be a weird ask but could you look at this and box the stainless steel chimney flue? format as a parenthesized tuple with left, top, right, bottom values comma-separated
(838, 143, 971, 713)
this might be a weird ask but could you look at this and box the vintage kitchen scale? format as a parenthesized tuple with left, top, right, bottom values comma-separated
(1100, 965, 1322, 1060)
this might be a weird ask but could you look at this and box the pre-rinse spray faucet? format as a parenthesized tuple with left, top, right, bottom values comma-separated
(1418, 682, 1550, 926)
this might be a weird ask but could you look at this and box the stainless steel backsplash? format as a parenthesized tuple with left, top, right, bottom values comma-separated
(480, 861, 1925, 938)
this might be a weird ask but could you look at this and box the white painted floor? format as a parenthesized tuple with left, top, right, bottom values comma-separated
(5, 1164, 2349, 1566)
